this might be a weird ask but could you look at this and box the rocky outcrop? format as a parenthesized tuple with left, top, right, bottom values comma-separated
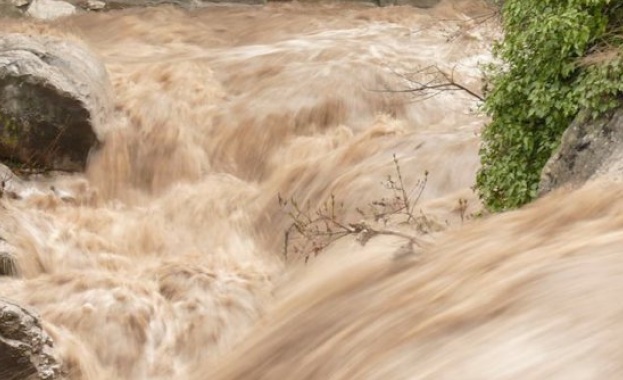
(0, 33, 112, 172)
(539, 108, 623, 195)
(0, 299, 61, 379)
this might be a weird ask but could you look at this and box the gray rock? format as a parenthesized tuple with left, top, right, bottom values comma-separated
(0, 299, 61, 379)
(539, 108, 623, 195)
(26, 0, 76, 19)
(0, 33, 112, 172)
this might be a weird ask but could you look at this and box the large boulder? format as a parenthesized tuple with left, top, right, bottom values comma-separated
(0, 33, 112, 172)
(0, 299, 61, 379)
(539, 108, 623, 195)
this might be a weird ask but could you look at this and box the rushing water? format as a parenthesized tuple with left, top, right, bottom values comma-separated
(10, 2, 619, 379)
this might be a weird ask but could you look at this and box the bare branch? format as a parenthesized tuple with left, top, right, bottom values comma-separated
(279, 156, 444, 263)
(437, 67, 485, 101)
(371, 64, 484, 102)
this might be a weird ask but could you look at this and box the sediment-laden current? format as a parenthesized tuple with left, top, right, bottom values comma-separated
(12, 3, 621, 379)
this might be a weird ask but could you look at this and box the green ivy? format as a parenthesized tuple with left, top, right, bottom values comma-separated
(476, 0, 623, 211)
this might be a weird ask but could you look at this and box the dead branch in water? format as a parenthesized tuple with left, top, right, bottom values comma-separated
(279, 155, 447, 263)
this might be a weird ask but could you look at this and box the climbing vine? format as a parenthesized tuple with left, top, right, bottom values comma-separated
(476, 0, 623, 211)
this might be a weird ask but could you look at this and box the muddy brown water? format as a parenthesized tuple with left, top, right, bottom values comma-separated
(17, 3, 620, 379)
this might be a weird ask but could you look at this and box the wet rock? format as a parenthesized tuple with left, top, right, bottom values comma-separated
(85, 0, 104, 9)
(26, 0, 76, 19)
(0, 251, 18, 276)
(0, 33, 112, 172)
(0, 162, 24, 199)
(11, 0, 31, 7)
(539, 108, 623, 195)
(0, 299, 61, 379)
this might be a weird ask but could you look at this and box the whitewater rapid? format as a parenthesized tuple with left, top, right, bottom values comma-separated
(0, 2, 499, 378)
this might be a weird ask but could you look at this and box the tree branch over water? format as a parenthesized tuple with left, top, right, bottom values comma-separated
(372, 64, 484, 102)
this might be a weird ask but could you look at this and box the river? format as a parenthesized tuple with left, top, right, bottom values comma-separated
(0, 2, 542, 379)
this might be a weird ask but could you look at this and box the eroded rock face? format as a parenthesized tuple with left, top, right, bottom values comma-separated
(0, 33, 112, 172)
(539, 108, 623, 195)
(0, 299, 61, 379)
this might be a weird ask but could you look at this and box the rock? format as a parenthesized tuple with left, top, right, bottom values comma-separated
(0, 33, 112, 172)
(0, 162, 25, 199)
(26, 0, 76, 19)
(0, 251, 18, 276)
(85, 0, 104, 9)
(11, 0, 31, 7)
(0, 298, 61, 379)
(539, 108, 623, 195)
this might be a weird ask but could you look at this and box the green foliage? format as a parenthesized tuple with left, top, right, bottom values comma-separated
(476, 0, 623, 211)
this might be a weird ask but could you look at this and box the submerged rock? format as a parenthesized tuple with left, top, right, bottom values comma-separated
(539, 108, 623, 195)
(0, 299, 61, 379)
(0, 33, 112, 172)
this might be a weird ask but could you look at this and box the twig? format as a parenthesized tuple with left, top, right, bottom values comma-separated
(369, 64, 484, 102)
(280, 156, 436, 262)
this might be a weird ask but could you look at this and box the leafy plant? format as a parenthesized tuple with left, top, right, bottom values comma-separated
(476, 0, 623, 211)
